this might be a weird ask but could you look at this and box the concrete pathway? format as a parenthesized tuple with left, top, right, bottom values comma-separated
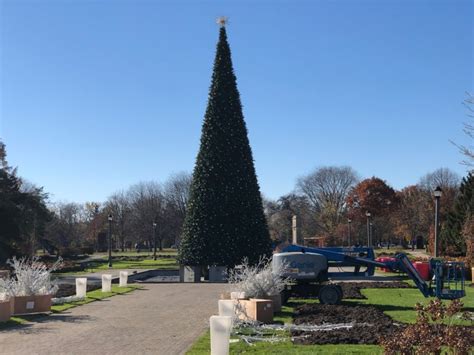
(0, 284, 224, 355)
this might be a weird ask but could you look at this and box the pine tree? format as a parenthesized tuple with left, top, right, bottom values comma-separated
(178, 22, 271, 267)
(0, 141, 50, 262)
(440, 172, 474, 256)
(0, 141, 23, 262)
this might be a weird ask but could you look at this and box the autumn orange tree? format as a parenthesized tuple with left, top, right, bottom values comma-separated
(346, 177, 399, 245)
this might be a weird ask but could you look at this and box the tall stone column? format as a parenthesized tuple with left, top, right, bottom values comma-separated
(292, 215, 302, 245)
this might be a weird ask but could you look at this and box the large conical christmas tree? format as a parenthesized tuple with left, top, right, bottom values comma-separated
(178, 21, 271, 267)
(440, 172, 474, 256)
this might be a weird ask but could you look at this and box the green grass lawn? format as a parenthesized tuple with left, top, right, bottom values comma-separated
(92, 248, 178, 257)
(187, 331, 383, 355)
(53, 257, 179, 276)
(90, 258, 178, 271)
(187, 286, 474, 354)
(0, 284, 141, 330)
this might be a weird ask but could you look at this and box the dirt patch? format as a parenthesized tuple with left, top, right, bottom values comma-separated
(55, 283, 101, 298)
(338, 281, 412, 299)
(292, 303, 403, 345)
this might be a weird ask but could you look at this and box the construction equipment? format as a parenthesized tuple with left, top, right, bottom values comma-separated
(273, 244, 466, 304)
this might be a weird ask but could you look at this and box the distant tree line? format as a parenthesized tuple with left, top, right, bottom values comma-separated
(264, 165, 472, 257)
(45, 172, 192, 256)
(2, 93, 474, 262)
(0, 134, 471, 262)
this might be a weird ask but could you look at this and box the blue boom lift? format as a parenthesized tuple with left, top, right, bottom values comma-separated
(274, 244, 466, 304)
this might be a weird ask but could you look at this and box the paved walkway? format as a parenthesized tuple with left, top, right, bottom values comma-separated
(0, 284, 224, 355)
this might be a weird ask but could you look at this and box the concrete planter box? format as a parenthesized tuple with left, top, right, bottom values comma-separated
(209, 266, 227, 283)
(179, 266, 201, 283)
(0, 298, 13, 322)
(13, 294, 52, 315)
(238, 299, 273, 323)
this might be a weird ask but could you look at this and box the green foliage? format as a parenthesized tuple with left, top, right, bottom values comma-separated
(441, 172, 474, 256)
(178, 27, 271, 266)
(0, 141, 51, 263)
(380, 299, 473, 354)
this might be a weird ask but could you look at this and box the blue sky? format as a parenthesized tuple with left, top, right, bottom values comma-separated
(0, 0, 472, 203)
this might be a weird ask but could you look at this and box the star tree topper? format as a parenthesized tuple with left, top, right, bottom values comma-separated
(216, 16, 229, 27)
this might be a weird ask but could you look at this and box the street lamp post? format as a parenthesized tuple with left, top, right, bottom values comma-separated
(153, 222, 157, 261)
(433, 186, 443, 257)
(347, 219, 352, 247)
(370, 222, 374, 247)
(365, 212, 371, 247)
(108, 214, 113, 268)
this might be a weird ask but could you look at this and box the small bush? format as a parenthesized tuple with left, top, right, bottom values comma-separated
(1, 257, 62, 297)
(227, 257, 289, 298)
(380, 299, 473, 355)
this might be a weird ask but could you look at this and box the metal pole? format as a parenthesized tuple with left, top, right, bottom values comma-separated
(366, 216, 370, 247)
(348, 220, 352, 247)
(153, 223, 157, 261)
(370, 223, 373, 247)
(108, 218, 112, 268)
(434, 196, 440, 257)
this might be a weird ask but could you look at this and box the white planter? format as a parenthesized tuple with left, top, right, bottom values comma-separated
(119, 271, 128, 287)
(210, 315, 232, 355)
(218, 299, 235, 318)
(75, 278, 87, 298)
(230, 292, 246, 300)
(102, 274, 112, 292)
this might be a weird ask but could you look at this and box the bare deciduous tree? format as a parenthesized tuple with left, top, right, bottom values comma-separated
(451, 93, 474, 166)
(164, 172, 191, 219)
(418, 167, 460, 192)
(297, 166, 359, 234)
(128, 181, 166, 251)
(164, 172, 192, 246)
(104, 192, 131, 251)
(46, 202, 86, 253)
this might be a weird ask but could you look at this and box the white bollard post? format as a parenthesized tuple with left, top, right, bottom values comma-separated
(210, 315, 232, 355)
(75, 278, 87, 298)
(102, 274, 112, 292)
(119, 271, 128, 287)
(230, 292, 246, 300)
(218, 300, 235, 317)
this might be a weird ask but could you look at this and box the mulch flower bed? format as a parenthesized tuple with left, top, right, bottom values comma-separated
(291, 303, 404, 345)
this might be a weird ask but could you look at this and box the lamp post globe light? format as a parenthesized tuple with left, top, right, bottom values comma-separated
(365, 211, 371, 247)
(433, 186, 443, 258)
(153, 222, 158, 261)
(108, 214, 113, 268)
(347, 218, 352, 247)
